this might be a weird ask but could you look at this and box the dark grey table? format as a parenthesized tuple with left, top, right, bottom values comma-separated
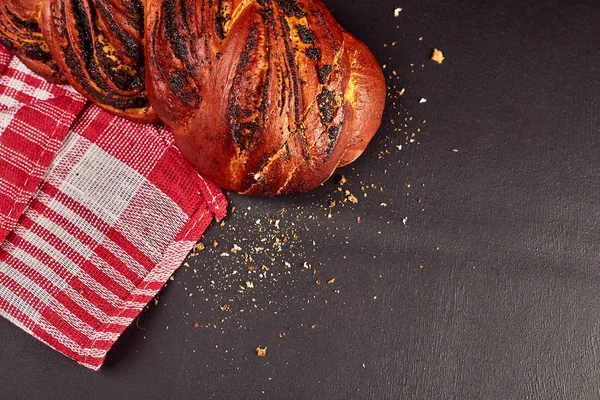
(2, 0, 600, 398)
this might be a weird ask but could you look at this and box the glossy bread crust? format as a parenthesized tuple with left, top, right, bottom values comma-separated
(40, 0, 157, 122)
(146, 0, 386, 195)
(0, 0, 385, 195)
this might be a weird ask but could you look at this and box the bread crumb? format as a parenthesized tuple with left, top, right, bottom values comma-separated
(192, 242, 205, 252)
(394, 7, 402, 17)
(193, 322, 199, 328)
(431, 48, 445, 64)
(256, 346, 267, 357)
(327, 278, 336, 284)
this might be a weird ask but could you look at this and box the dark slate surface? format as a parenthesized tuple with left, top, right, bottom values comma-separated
(2, 0, 600, 398)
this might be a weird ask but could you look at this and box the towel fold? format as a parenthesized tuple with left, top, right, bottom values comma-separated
(0, 46, 227, 370)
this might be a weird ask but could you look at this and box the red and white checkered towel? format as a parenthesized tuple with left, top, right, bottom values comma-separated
(0, 45, 227, 370)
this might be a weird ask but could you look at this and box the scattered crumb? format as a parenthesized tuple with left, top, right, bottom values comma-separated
(192, 242, 205, 252)
(431, 48, 444, 64)
(452, 149, 459, 153)
(310, 324, 317, 329)
(419, 98, 427, 104)
(338, 175, 347, 185)
(256, 347, 267, 357)
(327, 278, 336, 285)
(193, 322, 199, 328)
(394, 7, 402, 17)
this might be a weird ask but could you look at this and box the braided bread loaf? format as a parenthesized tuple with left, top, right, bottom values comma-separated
(1, 0, 386, 195)
(0, 0, 63, 82)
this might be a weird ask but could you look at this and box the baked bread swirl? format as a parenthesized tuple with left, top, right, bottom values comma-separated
(40, 0, 157, 122)
(0, 0, 63, 82)
(1, 0, 385, 195)
(146, 0, 386, 195)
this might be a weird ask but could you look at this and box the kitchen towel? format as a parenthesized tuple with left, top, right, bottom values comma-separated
(0, 45, 227, 370)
